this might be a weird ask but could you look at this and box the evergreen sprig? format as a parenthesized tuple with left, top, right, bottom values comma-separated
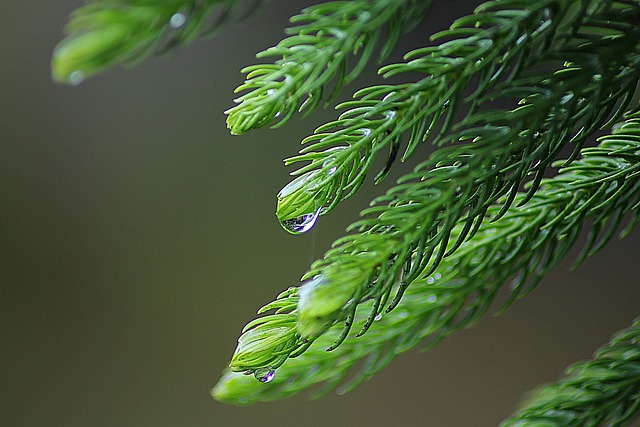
(51, 0, 640, 421)
(274, 0, 640, 347)
(502, 318, 640, 427)
(52, 0, 244, 84)
(225, 0, 432, 134)
(212, 111, 640, 404)
(275, 0, 640, 228)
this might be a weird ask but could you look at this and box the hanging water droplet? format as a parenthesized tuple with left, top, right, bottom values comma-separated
(374, 314, 382, 321)
(280, 208, 320, 234)
(277, 170, 321, 199)
(68, 70, 85, 86)
(254, 368, 276, 383)
(169, 12, 187, 29)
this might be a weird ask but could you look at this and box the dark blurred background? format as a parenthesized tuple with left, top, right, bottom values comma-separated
(2, 1, 639, 426)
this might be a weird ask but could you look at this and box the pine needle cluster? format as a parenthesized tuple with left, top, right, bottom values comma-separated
(53, 0, 640, 424)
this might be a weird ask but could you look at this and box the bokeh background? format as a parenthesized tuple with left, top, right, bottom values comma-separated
(2, 1, 639, 426)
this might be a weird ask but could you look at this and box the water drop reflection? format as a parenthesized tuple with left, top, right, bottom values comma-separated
(254, 368, 276, 383)
(169, 12, 187, 29)
(280, 209, 320, 234)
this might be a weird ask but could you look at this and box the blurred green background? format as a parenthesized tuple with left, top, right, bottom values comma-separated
(2, 1, 639, 426)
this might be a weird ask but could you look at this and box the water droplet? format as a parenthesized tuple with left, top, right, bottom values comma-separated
(322, 159, 337, 176)
(254, 368, 276, 383)
(169, 12, 187, 29)
(277, 171, 320, 199)
(280, 209, 320, 234)
(434, 273, 441, 280)
(321, 147, 346, 176)
(336, 386, 346, 396)
(427, 277, 435, 284)
(374, 314, 382, 321)
(383, 91, 397, 102)
(68, 70, 85, 86)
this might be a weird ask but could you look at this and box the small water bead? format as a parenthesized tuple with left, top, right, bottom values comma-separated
(322, 146, 348, 176)
(322, 159, 337, 176)
(254, 368, 276, 383)
(280, 208, 320, 234)
(383, 91, 398, 102)
(434, 273, 441, 280)
(169, 12, 187, 29)
(68, 70, 85, 86)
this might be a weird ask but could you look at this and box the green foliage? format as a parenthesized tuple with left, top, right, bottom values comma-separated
(268, 0, 640, 359)
(212, 112, 640, 404)
(275, 0, 640, 234)
(225, 0, 431, 134)
(52, 0, 241, 84)
(502, 318, 640, 427)
(53, 0, 640, 423)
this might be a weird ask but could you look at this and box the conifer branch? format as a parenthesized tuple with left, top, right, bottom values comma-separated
(50, 0, 640, 418)
(501, 318, 640, 427)
(52, 0, 245, 84)
(275, 0, 640, 228)
(276, 4, 640, 345)
(225, 0, 432, 134)
(212, 112, 640, 403)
